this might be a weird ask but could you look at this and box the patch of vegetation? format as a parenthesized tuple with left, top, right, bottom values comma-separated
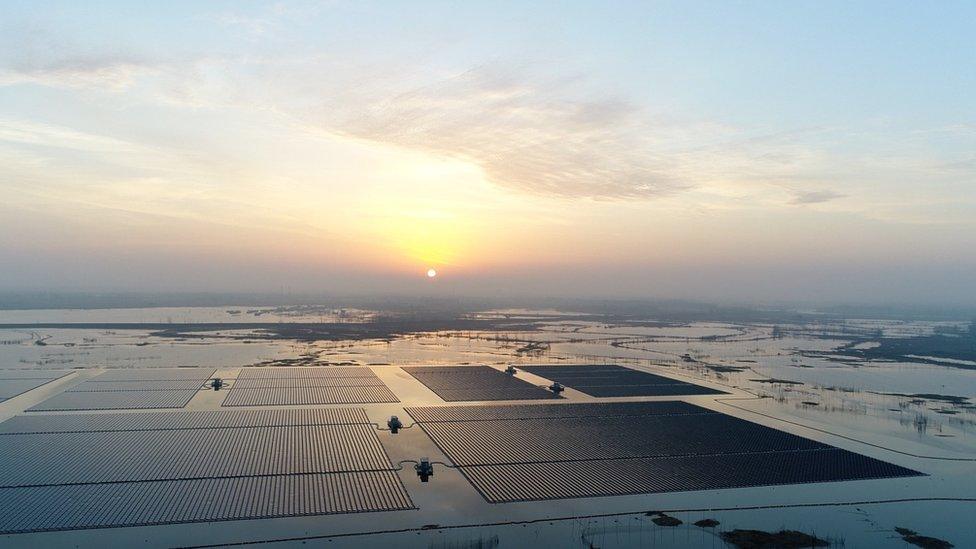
(895, 527, 954, 549)
(707, 364, 747, 373)
(750, 378, 804, 385)
(644, 511, 684, 526)
(868, 392, 969, 405)
(812, 324, 976, 369)
(720, 529, 828, 548)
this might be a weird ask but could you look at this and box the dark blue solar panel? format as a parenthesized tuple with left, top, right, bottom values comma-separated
(520, 364, 726, 397)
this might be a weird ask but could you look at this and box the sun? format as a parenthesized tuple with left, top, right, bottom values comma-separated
(426, 268, 437, 278)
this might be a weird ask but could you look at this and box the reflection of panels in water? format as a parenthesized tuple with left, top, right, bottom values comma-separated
(222, 386, 398, 406)
(406, 400, 716, 423)
(221, 367, 399, 406)
(0, 408, 370, 434)
(408, 401, 923, 503)
(29, 390, 198, 411)
(519, 364, 726, 397)
(0, 407, 413, 533)
(0, 425, 391, 486)
(463, 450, 923, 503)
(403, 366, 558, 402)
(89, 368, 216, 382)
(0, 472, 413, 534)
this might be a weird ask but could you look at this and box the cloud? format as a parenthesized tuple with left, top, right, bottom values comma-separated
(331, 67, 689, 199)
(212, 13, 274, 36)
(209, 2, 322, 37)
(789, 189, 846, 205)
(0, 30, 158, 90)
(28, 56, 154, 89)
(3, 39, 968, 215)
(0, 117, 151, 152)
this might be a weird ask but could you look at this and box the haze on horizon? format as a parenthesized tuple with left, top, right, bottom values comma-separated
(1, 1, 974, 306)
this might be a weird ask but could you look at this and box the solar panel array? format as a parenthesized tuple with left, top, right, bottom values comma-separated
(0, 408, 369, 434)
(406, 401, 922, 503)
(403, 366, 559, 402)
(89, 369, 220, 382)
(461, 450, 918, 503)
(28, 369, 215, 411)
(0, 426, 392, 486)
(519, 364, 726, 397)
(222, 367, 398, 406)
(405, 400, 712, 423)
(0, 408, 413, 533)
(0, 370, 71, 402)
(0, 473, 409, 534)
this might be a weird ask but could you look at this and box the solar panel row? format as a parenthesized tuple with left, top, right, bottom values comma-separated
(0, 408, 370, 435)
(0, 371, 71, 402)
(66, 379, 206, 392)
(405, 400, 716, 423)
(0, 370, 72, 380)
(236, 367, 380, 379)
(222, 386, 398, 406)
(0, 425, 392, 487)
(28, 369, 216, 411)
(231, 376, 387, 389)
(29, 390, 200, 411)
(403, 366, 558, 402)
(221, 367, 399, 406)
(463, 449, 921, 503)
(87, 368, 218, 382)
(519, 364, 726, 397)
(0, 472, 413, 534)
(417, 414, 831, 467)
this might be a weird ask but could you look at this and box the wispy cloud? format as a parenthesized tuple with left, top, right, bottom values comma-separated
(333, 67, 689, 199)
(0, 22, 159, 90)
(209, 2, 321, 37)
(789, 189, 846, 205)
(0, 117, 150, 152)
(0, 53, 158, 89)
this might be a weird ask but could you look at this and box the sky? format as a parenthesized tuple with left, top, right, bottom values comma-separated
(1, 1, 974, 306)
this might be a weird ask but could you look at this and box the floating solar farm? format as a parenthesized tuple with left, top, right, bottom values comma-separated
(0, 362, 926, 542)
